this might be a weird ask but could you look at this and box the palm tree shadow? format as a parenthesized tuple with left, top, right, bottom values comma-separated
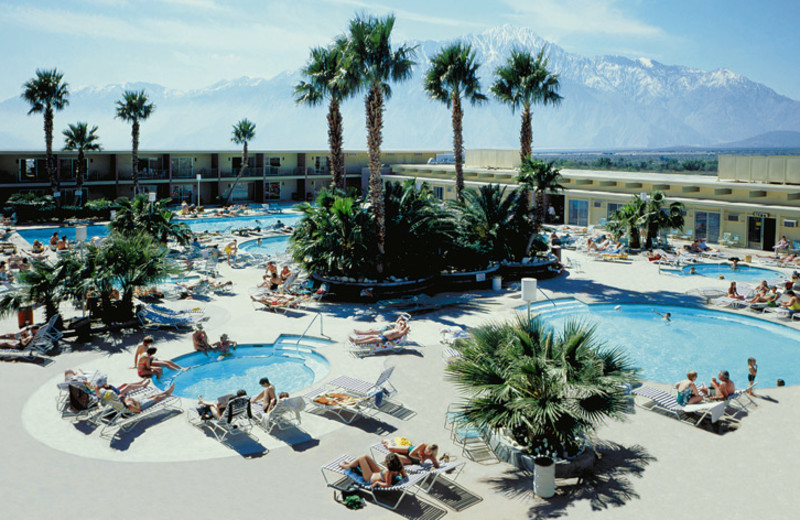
(484, 441, 656, 518)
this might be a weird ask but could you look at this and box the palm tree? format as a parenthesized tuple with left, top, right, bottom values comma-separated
(0, 256, 77, 321)
(226, 118, 256, 205)
(21, 68, 70, 198)
(111, 194, 191, 245)
(491, 47, 562, 163)
(342, 13, 416, 269)
(295, 40, 355, 191)
(517, 157, 564, 253)
(607, 195, 647, 249)
(446, 315, 637, 456)
(115, 90, 155, 195)
(639, 191, 685, 249)
(424, 42, 487, 202)
(62, 122, 102, 205)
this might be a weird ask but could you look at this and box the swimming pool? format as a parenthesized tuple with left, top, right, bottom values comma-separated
(157, 337, 331, 399)
(238, 236, 291, 257)
(527, 300, 799, 387)
(15, 214, 301, 244)
(676, 263, 784, 282)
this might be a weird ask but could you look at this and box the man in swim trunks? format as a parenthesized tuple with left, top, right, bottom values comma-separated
(350, 321, 409, 345)
(709, 370, 735, 400)
(137, 347, 163, 378)
(134, 337, 185, 372)
(251, 377, 277, 412)
(193, 324, 212, 352)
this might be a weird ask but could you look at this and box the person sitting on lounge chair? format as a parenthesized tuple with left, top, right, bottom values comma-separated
(94, 375, 151, 399)
(338, 453, 407, 489)
(748, 282, 770, 303)
(197, 389, 247, 420)
(49, 232, 59, 250)
(353, 316, 409, 336)
(0, 325, 38, 349)
(349, 321, 409, 345)
(251, 377, 277, 412)
(749, 285, 779, 307)
(709, 370, 735, 400)
(586, 238, 598, 251)
(279, 266, 292, 283)
(780, 290, 800, 314)
(56, 235, 69, 251)
(134, 336, 185, 372)
(727, 282, 745, 300)
(258, 272, 281, 291)
(675, 371, 704, 405)
(774, 235, 790, 256)
(381, 439, 440, 468)
(119, 383, 176, 413)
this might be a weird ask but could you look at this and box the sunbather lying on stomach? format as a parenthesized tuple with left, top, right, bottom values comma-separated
(0, 325, 38, 349)
(349, 322, 409, 345)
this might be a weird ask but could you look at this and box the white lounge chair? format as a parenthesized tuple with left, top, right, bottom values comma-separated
(370, 442, 466, 492)
(346, 328, 410, 357)
(303, 387, 383, 424)
(254, 396, 305, 434)
(632, 385, 726, 426)
(29, 315, 63, 353)
(327, 367, 397, 397)
(96, 387, 183, 439)
(321, 454, 428, 511)
(189, 395, 255, 442)
(138, 305, 203, 330)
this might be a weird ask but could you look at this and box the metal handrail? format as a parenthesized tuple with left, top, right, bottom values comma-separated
(293, 312, 327, 344)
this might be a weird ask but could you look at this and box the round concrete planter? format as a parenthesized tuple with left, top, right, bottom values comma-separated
(437, 263, 499, 292)
(486, 429, 596, 479)
(309, 273, 435, 301)
(500, 256, 563, 281)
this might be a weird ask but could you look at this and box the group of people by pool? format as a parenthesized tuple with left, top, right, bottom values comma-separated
(192, 324, 237, 358)
(258, 261, 294, 291)
(675, 358, 758, 405)
(724, 279, 800, 313)
(338, 440, 442, 488)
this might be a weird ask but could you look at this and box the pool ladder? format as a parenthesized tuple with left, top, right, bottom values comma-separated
(292, 312, 329, 345)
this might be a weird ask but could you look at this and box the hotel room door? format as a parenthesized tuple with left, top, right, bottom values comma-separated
(748, 217, 777, 251)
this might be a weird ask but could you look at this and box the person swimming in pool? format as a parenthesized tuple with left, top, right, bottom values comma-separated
(651, 309, 671, 322)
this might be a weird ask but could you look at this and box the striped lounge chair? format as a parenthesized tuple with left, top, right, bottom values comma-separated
(632, 385, 726, 426)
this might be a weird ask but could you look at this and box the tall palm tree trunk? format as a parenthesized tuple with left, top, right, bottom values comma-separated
(76, 149, 85, 206)
(226, 141, 249, 204)
(327, 98, 345, 191)
(366, 84, 386, 266)
(520, 105, 532, 164)
(452, 95, 464, 202)
(131, 120, 140, 195)
(44, 108, 59, 197)
(524, 190, 545, 256)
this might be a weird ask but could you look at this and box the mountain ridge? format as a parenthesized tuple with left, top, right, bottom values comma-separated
(1, 25, 798, 151)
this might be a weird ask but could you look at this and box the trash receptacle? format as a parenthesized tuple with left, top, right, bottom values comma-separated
(551, 246, 562, 262)
(17, 306, 33, 328)
(534, 457, 555, 498)
(492, 276, 502, 291)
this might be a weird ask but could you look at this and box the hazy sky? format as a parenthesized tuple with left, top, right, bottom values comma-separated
(2, 0, 798, 100)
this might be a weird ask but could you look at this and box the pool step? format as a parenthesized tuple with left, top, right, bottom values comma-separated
(528, 300, 589, 320)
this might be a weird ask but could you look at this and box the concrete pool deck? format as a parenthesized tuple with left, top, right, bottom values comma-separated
(1, 246, 799, 519)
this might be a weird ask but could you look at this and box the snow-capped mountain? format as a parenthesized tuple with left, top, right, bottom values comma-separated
(2, 25, 799, 151)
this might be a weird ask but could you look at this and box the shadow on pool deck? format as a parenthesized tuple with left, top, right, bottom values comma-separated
(484, 441, 656, 517)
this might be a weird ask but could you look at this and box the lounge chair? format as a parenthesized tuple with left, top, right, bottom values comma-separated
(96, 387, 183, 439)
(632, 385, 726, 426)
(328, 367, 397, 398)
(254, 396, 305, 434)
(189, 395, 254, 442)
(346, 328, 410, 357)
(370, 442, 466, 492)
(440, 326, 469, 345)
(321, 454, 428, 511)
(29, 315, 63, 353)
(150, 303, 205, 317)
(303, 388, 382, 424)
(138, 305, 203, 330)
(56, 371, 103, 421)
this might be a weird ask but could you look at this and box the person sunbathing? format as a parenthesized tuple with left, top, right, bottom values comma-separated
(94, 375, 151, 399)
(257, 272, 281, 291)
(586, 238, 598, 251)
(727, 282, 744, 300)
(381, 440, 440, 468)
(121, 383, 176, 413)
(749, 286, 778, 306)
(197, 389, 247, 420)
(251, 377, 277, 412)
(193, 324, 212, 352)
(776, 254, 798, 263)
(31, 239, 45, 254)
(780, 290, 800, 314)
(250, 293, 296, 307)
(709, 371, 735, 400)
(0, 325, 38, 349)
(134, 337, 185, 372)
(349, 322, 409, 344)
(279, 266, 292, 283)
(338, 453, 407, 489)
(675, 371, 704, 405)
(353, 316, 408, 336)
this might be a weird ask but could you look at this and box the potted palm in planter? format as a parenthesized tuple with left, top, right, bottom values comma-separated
(445, 316, 638, 492)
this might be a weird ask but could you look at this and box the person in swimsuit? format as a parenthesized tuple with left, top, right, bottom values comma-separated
(121, 383, 176, 413)
(780, 290, 800, 315)
(727, 282, 744, 300)
(338, 453, 407, 488)
(651, 309, 671, 322)
(134, 338, 185, 372)
(675, 371, 704, 405)
(381, 440, 440, 468)
(746, 357, 757, 396)
(193, 324, 212, 352)
(137, 347, 165, 378)
(0, 325, 38, 349)
(709, 370, 735, 400)
(94, 375, 151, 399)
(349, 321, 409, 344)
(197, 389, 247, 420)
(251, 377, 278, 412)
(353, 316, 408, 336)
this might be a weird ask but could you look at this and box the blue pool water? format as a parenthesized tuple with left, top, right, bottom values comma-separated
(15, 214, 301, 244)
(238, 236, 291, 256)
(528, 300, 799, 387)
(157, 340, 331, 399)
(677, 263, 784, 282)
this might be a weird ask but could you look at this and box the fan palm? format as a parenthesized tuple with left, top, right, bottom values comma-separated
(491, 48, 562, 163)
(341, 13, 416, 268)
(0, 256, 77, 321)
(446, 315, 637, 456)
(295, 40, 356, 190)
(115, 90, 155, 195)
(424, 42, 487, 202)
(289, 189, 376, 278)
(21, 68, 70, 198)
(517, 157, 564, 254)
(638, 191, 685, 249)
(111, 194, 191, 245)
(62, 122, 102, 205)
(607, 195, 646, 249)
(226, 118, 256, 205)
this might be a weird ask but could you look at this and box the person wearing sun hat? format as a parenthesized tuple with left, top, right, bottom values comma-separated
(213, 332, 237, 358)
(192, 323, 212, 353)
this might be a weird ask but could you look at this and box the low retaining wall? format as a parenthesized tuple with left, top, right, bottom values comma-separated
(485, 430, 596, 479)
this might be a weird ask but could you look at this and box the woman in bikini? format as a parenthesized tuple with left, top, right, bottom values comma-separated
(338, 453, 407, 488)
(381, 440, 440, 468)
